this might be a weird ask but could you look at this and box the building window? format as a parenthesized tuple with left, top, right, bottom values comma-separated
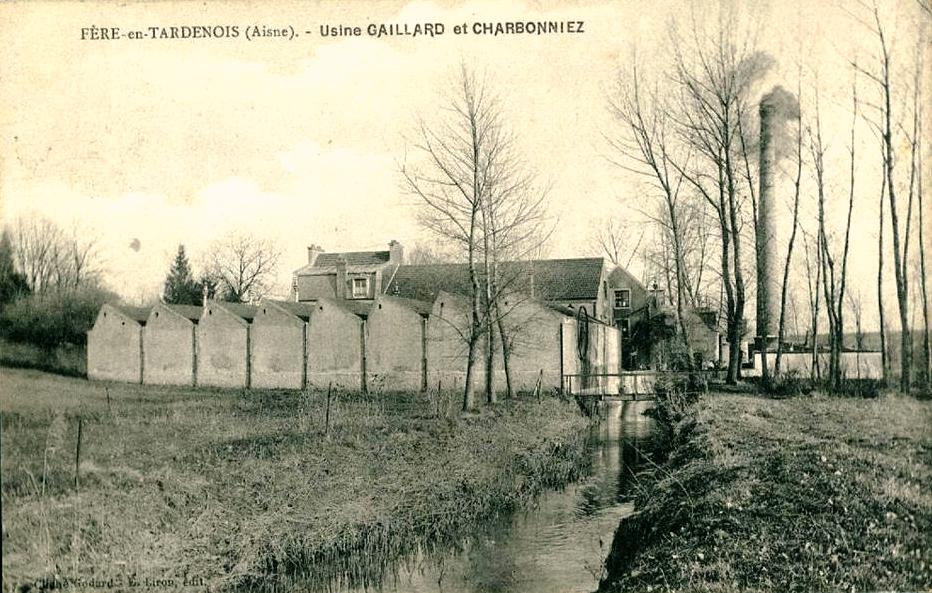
(614, 289, 631, 310)
(620, 318, 631, 338)
(351, 277, 369, 299)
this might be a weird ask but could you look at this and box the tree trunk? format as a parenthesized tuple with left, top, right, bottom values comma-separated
(485, 303, 496, 404)
(774, 116, 803, 377)
(669, 205, 694, 370)
(918, 149, 930, 389)
(878, 164, 889, 387)
(882, 48, 912, 393)
(725, 150, 746, 384)
(811, 239, 822, 381)
(481, 203, 496, 405)
(496, 307, 514, 399)
(464, 233, 480, 411)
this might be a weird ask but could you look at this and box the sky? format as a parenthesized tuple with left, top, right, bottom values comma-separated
(0, 0, 928, 330)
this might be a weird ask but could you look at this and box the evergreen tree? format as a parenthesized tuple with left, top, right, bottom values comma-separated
(0, 230, 29, 305)
(163, 245, 202, 305)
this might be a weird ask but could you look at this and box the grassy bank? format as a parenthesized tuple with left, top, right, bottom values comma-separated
(601, 392, 932, 592)
(1, 368, 589, 591)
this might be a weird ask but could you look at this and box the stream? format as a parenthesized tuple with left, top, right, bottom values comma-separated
(319, 400, 657, 593)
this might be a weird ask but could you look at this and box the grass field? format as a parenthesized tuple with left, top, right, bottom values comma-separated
(602, 392, 932, 592)
(0, 368, 590, 591)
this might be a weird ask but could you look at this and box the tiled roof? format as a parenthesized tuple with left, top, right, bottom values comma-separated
(314, 251, 390, 267)
(384, 264, 473, 302)
(378, 295, 432, 316)
(114, 305, 151, 324)
(546, 303, 577, 317)
(336, 300, 373, 318)
(212, 301, 257, 321)
(385, 258, 606, 303)
(163, 304, 202, 321)
(265, 300, 316, 321)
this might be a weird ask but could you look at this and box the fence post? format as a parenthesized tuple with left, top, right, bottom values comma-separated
(534, 369, 543, 404)
(325, 382, 333, 436)
(74, 418, 83, 491)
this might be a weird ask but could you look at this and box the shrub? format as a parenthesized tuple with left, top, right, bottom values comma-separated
(647, 374, 702, 437)
(759, 369, 814, 398)
(0, 287, 116, 348)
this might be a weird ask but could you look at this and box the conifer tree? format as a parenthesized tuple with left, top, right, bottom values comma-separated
(163, 245, 201, 305)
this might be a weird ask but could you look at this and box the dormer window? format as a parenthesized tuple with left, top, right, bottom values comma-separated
(614, 289, 631, 310)
(351, 277, 369, 299)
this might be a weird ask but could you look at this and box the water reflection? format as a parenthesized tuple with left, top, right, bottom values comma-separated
(313, 401, 656, 593)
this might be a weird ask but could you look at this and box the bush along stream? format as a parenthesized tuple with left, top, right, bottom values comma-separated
(599, 381, 932, 593)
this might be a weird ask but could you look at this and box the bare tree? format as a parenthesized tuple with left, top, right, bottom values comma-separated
(6, 216, 100, 294)
(607, 62, 695, 369)
(480, 162, 551, 401)
(877, 141, 890, 385)
(406, 242, 449, 265)
(905, 51, 928, 388)
(917, 116, 930, 389)
(590, 218, 644, 269)
(402, 66, 496, 410)
(847, 288, 866, 380)
(665, 12, 773, 383)
(773, 79, 804, 377)
(802, 231, 822, 379)
(809, 84, 858, 391)
(204, 232, 281, 303)
(854, 2, 913, 392)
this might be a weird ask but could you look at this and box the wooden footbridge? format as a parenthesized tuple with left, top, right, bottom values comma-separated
(562, 370, 726, 401)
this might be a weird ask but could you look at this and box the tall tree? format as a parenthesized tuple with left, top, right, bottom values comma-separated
(773, 79, 804, 377)
(204, 233, 281, 303)
(607, 62, 695, 368)
(667, 12, 773, 383)
(6, 216, 100, 294)
(855, 2, 913, 392)
(810, 84, 858, 391)
(402, 66, 493, 410)
(163, 245, 202, 305)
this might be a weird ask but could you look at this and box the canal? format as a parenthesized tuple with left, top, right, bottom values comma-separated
(318, 400, 657, 593)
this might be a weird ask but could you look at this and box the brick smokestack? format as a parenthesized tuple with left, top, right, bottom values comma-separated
(756, 86, 799, 349)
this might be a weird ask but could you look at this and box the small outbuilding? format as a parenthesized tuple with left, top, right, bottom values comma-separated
(87, 304, 150, 383)
(250, 300, 315, 390)
(196, 300, 256, 389)
(143, 303, 201, 386)
(365, 295, 430, 391)
(306, 297, 366, 390)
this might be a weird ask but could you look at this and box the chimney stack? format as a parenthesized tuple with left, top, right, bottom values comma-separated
(335, 256, 347, 300)
(307, 244, 324, 266)
(388, 240, 404, 264)
(756, 86, 799, 350)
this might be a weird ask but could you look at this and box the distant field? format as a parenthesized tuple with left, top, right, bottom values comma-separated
(603, 392, 932, 592)
(0, 367, 589, 591)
